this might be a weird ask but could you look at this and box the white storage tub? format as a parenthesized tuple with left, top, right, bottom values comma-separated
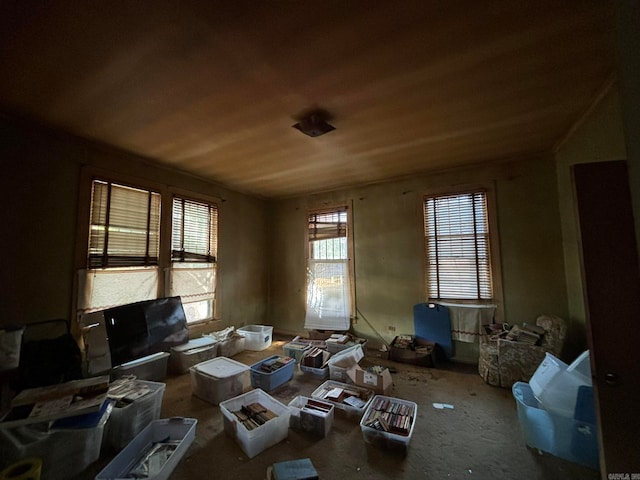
(311, 380, 374, 420)
(95, 417, 197, 480)
(169, 337, 218, 374)
(219, 388, 290, 458)
(104, 379, 166, 452)
(190, 357, 250, 405)
(360, 395, 418, 454)
(236, 325, 273, 351)
(288, 395, 334, 438)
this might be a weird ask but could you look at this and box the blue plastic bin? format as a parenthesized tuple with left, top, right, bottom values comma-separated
(512, 382, 599, 470)
(249, 355, 295, 392)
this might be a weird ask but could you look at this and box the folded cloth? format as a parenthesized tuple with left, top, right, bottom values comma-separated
(440, 303, 497, 343)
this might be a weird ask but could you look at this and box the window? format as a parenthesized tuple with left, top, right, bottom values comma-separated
(304, 207, 353, 331)
(169, 196, 218, 323)
(423, 191, 493, 301)
(78, 180, 161, 314)
(77, 174, 221, 325)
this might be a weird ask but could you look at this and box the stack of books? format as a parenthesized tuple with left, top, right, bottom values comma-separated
(301, 347, 326, 368)
(319, 385, 366, 407)
(258, 356, 294, 373)
(232, 402, 278, 430)
(363, 397, 414, 436)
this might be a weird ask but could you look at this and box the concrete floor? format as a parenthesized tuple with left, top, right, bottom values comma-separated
(80, 335, 600, 480)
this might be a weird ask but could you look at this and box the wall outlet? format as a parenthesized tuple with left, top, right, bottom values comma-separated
(388, 325, 396, 332)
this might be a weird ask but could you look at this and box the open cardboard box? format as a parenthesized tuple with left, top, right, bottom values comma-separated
(346, 365, 393, 395)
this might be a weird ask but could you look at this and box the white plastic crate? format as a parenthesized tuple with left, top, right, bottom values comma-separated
(360, 395, 417, 454)
(288, 396, 334, 438)
(169, 337, 218, 374)
(219, 388, 290, 458)
(95, 417, 197, 480)
(236, 325, 273, 351)
(0, 403, 111, 480)
(190, 357, 250, 405)
(311, 380, 374, 420)
(104, 380, 166, 451)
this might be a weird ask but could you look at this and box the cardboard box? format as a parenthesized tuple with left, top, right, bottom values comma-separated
(347, 365, 393, 395)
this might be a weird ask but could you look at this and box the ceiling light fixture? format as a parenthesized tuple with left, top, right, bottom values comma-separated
(292, 109, 335, 137)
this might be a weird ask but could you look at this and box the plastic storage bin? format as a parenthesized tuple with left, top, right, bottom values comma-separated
(190, 357, 250, 405)
(111, 352, 170, 382)
(104, 380, 166, 451)
(169, 337, 218, 374)
(249, 355, 295, 392)
(0, 403, 111, 480)
(283, 341, 311, 364)
(529, 352, 591, 418)
(219, 388, 290, 458)
(512, 382, 599, 469)
(311, 380, 374, 419)
(288, 395, 334, 438)
(327, 344, 363, 382)
(95, 417, 197, 480)
(236, 325, 273, 351)
(300, 363, 330, 379)
(360, 395, 418, 454)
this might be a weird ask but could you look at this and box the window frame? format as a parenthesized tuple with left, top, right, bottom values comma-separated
(305, 203, 356, 326)
(420, 184, 503, 318)
(168, 190, 220, 324)
(74, 167, 223, 325)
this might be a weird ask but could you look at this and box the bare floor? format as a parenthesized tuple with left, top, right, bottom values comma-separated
(80, 335, 600, 480)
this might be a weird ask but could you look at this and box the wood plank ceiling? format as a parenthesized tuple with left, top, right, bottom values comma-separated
(0, 1, 616, 199)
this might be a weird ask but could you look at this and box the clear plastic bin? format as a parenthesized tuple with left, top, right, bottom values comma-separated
(219, 389, 290, 459)
(283, 341, 311, 364)
(360, 395, 417, 454)
(0, 403, 111, 480)
(95, 417, 197, 480)
(529, 352, 591, 418)
(190, 357, 250, 405)
(104, 380, 166, 451)
(288, 395, 334, 438)
(311, 380, 374, 420)
(169, 337, 218, 374)
(236, 325, 273, 351)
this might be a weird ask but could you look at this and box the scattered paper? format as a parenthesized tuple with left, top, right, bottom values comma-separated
(432, 403, 454, 410)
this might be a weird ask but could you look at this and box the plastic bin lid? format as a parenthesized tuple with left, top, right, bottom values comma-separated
(194, 357, 249, 378)
(172, 336, 217, 352)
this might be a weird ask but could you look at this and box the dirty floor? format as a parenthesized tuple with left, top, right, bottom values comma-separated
(79, 335, 600, 480)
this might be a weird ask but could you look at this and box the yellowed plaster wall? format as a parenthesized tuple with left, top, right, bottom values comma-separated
(0, 116, 268, 332)
(269, 154, 569, 359)
(554, 85, 626, 358)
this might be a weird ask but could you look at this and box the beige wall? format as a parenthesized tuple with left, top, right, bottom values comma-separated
(268, 153, 569, 360)
(555, 84, 627, 358)
(0, 116, 269, 334)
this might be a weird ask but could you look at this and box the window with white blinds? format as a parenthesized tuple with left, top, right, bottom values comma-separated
(423, 191, 493, 301)
(304, 207, 352, 331)
(88, 180, 161, 268)
(169, 196, 219, 323)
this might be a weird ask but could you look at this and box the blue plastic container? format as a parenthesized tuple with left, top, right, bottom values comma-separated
(512, 382, 599, 470)
(249, 355, 295, 392)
